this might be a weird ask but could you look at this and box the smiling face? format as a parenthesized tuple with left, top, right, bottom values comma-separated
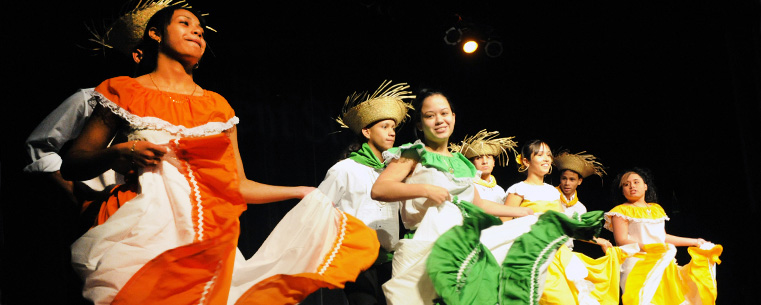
(417, 94, 455, 145)
(522, 142, 553, 177)
(363, 119, 397, 152)
(621, 172, 648, 203)
(472, 155, 495, 176)
(151, 9, 206, 65)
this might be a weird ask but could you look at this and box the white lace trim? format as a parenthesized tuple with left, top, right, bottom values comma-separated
(384, 140, 475, 185)
(382, 141, 422, 164)
(198, 260, 222, 305)
(90, 91, 239, 137)
(188, 163, 205, 241)
(318, 210, 348, 276)
(530, 235, 568, 305)
(455, 247, 481, 292)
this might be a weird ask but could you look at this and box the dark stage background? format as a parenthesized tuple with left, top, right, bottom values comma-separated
(2, 0, 760, 304)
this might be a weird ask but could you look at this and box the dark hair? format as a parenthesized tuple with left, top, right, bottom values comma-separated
(338, 119, 389, 159)
(611, 167, 658, 204)
(135, 6, 208, 75)
(520, 139, 551, 160)
(559, 168, 582, 180)
(411, 88, 454, 141)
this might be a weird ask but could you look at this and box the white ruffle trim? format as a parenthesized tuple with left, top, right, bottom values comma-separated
(318, 210, 348, 276)
(383, 140, 475, 185)
(90, 91, 239, 137)
(382, 140, 426, 164)
(603, 212, 669, 231)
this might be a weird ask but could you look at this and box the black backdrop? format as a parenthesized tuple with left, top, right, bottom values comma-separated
(2, 0, 760, 304)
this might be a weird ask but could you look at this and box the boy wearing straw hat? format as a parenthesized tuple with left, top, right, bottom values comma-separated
(554, 150, 612, 251)
(316, 80, 414, 305)
(450, 129, 518, 205)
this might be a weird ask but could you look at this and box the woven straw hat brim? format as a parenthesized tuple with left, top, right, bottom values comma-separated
(462, 143, 504, 159)
(343, 97, 410, 134)
(554, 152, 606, 178)
(555, 156, 594, 178)
(109, 4, 168, 56)
(450, 129, 517, 167)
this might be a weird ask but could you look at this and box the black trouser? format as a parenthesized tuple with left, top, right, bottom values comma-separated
(344, 261, 392, 305)
(301, 261, 392, 305)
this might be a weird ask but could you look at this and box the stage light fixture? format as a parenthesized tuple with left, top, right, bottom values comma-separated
(444, 27, 462, 45)
(462, 40, 478, 54)
(485, 40, 503, 58)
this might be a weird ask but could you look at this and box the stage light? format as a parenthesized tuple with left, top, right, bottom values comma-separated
(443, 27, 462, 45)
(485, 40, 503, 58)
(462, 40, 478, 53)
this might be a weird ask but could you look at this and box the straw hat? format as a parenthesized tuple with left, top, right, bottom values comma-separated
(87, 0, 214, 56)
(336, 80, 415, 134)
(553, 151, 606, 178)
(449, 130, 518, 167)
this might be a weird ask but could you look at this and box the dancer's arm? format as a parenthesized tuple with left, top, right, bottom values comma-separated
(371, 150, 449, 205)
(500, 193, 525, 221)
(62, 106, 166, 181)
(610, 215, 645, 248)
(665, 234, 707, 247)
(578, 237, 613, 253)
(472, 189, 534, 218)
(229, 126, 314, 204)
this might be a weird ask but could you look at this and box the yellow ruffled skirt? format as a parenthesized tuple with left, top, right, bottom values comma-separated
(538, 243, 722, 305)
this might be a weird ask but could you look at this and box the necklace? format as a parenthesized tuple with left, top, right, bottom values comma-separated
(149, 73, 198, 104)
(631, 202, 652, 214)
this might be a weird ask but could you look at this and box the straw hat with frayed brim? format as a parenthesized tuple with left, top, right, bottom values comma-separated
(336, 81, 415, 135)
(449, 130, 518, 167)
(554, 151, 607, 178)
(86, 0, 216, 56)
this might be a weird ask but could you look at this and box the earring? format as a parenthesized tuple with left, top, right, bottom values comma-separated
(193, 63, 200, 69)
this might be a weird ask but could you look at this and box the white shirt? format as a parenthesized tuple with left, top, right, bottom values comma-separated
(317, 158, 400, 252)
(24, 88, 119, 191)
(473, 177, 507, 204)
(560, 193, 588, 218)
(559, 193, 589, 249)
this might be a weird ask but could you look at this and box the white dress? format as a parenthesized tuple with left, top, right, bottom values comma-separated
(603, 204, 722, 304)
(381, 143, 564, 305)
(380, 142, 478, 305)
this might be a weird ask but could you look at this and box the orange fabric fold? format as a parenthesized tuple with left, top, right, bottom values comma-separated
(172, 133, 246, 241)
(110, 134, 245, 304)
(112, 219, 239, 305)
(235, 212, 380, 305)
(94, 182, 139, 226)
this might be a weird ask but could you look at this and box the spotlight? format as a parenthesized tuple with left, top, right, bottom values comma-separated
(443, 27, 462, 45)
(485, 40, 503, 58)
(462, 40, 478, 53)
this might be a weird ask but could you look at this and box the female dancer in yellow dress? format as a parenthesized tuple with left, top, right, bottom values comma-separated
(605, 168, 722, 305)
(504, 141, 630, 305)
